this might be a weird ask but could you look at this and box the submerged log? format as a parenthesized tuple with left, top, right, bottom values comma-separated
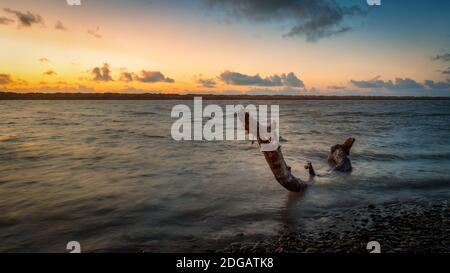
(241, 112, 307, 192)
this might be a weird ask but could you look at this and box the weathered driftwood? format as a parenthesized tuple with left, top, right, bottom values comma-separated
(242, 112, 307, 192)
(328, 137, 355, 172)
(305, 137, 355, 176)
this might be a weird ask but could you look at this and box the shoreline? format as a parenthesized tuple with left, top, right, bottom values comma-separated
(134, 198, 449, 253)
(1, 92, 450, 100)
(219, 199, 449, 253)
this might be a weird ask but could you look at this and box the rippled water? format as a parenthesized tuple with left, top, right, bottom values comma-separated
(0, 100, 449, 252)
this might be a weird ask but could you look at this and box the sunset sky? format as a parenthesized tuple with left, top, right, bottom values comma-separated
(0, 0, 449, 96)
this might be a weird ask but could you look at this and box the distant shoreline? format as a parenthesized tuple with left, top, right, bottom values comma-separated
(1, 92, 449, 100)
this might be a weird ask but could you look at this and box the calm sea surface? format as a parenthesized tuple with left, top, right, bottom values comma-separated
(0, 100, 449, 252)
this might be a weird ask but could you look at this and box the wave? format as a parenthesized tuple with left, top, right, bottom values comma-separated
(372, 178, 450, 191)
(356, 151, 450, 161)
(121, 110, 158, 116)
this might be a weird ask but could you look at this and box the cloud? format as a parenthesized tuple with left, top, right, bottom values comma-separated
(282, 72, 304, 87)
(92, 63, 113, 82)
(208, 0, 366, 42)
(137, 71, 175, 83)
(55, 21, 68, 31)
(197, 78, 216, 88)
(351, 77, 424, 90)
(219, 71, 304, 87)
(393, 78, 424, 90)
(89, 65, 174, 84)
(43, 70, 57, 76)
(328, 85, 346, 90)
(351, 75, 394, 89)
(38, 57, 50, 63)
(432, 53, 450, 62)
(432, 53, 450, 75)
(0, 16, 14, 25)
(351, 76, 449, 95)
(245, 87, 308, 96)
(3, 8, 44, 27)
(119, 72, 135, 82)
(87, 27, 102, 38)
(424, 80, 450, 90)
(220, 71, 276, 86)
(0, 74, 13, 84)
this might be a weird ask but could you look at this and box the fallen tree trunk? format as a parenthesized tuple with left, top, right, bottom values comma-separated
(241, 111, 307, 192)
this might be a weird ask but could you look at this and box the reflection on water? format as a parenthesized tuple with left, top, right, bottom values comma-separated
(0, 100, 449, 252)
(279, 191, 307, 230)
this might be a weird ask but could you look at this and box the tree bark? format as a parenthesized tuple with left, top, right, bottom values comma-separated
(241, 112, 307, 192)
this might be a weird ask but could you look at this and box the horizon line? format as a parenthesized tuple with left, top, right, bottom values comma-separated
(1, 92, 449, 100)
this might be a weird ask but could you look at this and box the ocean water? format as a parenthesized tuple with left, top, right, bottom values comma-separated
(0, 100, 449, 252)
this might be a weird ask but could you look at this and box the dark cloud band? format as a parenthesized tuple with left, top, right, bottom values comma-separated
(432, 53, 450, 62)
(137, 71, 174, 83)
(3, 8, 44, 27)
(219, 71, 304, 88)
(351, 76, 450, 93)
(208, 0, 366, 42)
